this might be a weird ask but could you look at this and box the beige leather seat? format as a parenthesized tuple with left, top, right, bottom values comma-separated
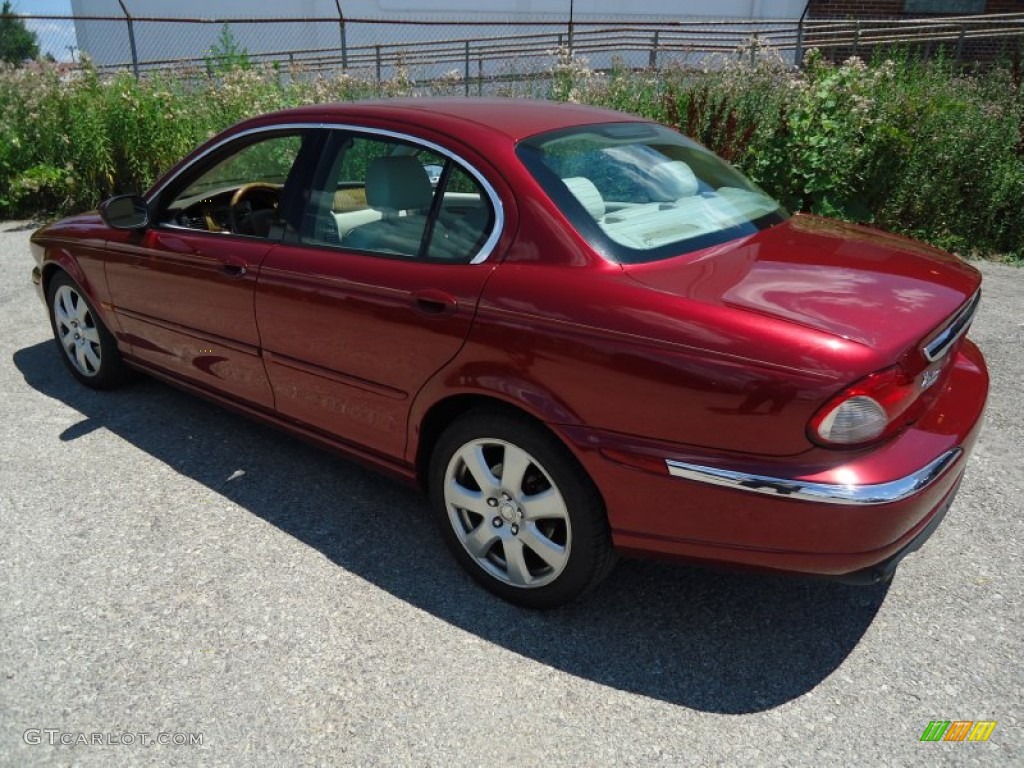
(343, 156, 434, 257)
(562, 177, 606, 220)
(650, 160, 700, 199)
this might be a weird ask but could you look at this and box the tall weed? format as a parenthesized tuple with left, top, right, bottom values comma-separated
(1, 49, 1021, 259)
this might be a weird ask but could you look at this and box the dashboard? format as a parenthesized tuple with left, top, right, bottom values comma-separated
(163, 184, 282, 236)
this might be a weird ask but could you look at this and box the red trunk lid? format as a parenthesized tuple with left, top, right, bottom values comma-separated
(623, 215, 981, 354)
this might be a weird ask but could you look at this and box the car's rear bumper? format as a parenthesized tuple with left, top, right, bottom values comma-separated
(562, 340, 988, 581)
(831, 483, 957, 585)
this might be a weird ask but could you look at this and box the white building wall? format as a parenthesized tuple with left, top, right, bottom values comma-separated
(71, 0, 808, 69)
(72, 1, 807, 20)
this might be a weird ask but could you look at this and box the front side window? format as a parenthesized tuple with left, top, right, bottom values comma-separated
(517, 122, 787, 264)
(301, 132, 495, 263)
(159, 133, 306, 238)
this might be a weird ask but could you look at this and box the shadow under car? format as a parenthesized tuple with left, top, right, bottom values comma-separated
(13, 339, 889, 714)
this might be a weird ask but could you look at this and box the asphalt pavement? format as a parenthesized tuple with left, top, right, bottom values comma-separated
(1, 221, 1020, 767)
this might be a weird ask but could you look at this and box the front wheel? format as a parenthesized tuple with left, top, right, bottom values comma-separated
(46, 271, 129, 389)
(429, 410, 615, 608)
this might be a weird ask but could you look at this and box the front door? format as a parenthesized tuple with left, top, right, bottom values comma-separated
(105, 130, 316, 408)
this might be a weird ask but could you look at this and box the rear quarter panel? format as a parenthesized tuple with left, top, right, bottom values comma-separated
(415, 215, 883, 459)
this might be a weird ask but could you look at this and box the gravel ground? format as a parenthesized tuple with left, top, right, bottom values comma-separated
(0, 220, 1020, 767)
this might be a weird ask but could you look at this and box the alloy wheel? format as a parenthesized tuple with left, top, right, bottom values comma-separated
(52, 284, 102, 377)
(443, 438, 571, 589)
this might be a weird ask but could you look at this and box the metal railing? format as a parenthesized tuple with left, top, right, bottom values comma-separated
(7, 11, 1024, 85)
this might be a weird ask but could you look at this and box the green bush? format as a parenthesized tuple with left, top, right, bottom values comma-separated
(564, 46, 1024, 260)
(1, 48, 1022, 260)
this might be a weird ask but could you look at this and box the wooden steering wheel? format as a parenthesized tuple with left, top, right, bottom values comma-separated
(229, 182, 281, 235)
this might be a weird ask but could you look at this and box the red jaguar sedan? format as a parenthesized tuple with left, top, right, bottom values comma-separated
(30, 99, 988, 608)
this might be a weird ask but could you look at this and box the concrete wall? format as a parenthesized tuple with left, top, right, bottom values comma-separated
(70, 0, 809, 68)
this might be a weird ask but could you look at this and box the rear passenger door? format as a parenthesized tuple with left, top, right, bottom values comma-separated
(255, 129, 501, 458)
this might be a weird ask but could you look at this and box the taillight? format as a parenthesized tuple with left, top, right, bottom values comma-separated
(810, 366, 925, 447)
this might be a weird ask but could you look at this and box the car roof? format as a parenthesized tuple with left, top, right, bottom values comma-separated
(255, 98, 644, 142)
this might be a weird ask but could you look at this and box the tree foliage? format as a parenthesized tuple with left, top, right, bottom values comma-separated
(204, 24, 250, 75)
(0, 1, 40, 65)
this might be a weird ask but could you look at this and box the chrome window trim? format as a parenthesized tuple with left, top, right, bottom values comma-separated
(146, 121, 504, 265)
(923, 290, 981, 362)
(665, 448, 962, 506)
(159, 221, 271, 241)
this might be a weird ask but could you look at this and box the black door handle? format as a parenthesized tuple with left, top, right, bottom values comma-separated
(411, 289, 457, 315)
(219, 263, 247, 277)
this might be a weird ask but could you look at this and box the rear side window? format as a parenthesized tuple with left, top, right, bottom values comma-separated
(300, 132, 496, 264)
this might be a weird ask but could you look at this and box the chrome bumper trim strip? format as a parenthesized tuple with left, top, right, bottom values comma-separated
(924, 290, 980, 362)
(665, 448, 962, 506)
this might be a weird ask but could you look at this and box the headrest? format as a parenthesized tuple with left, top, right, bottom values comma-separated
(366, 156, 434, 211)
(562, 177, 606, 220)
(651, 160, 699, 198)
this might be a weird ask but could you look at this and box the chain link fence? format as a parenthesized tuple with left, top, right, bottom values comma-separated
(11, 10, 1024, 88)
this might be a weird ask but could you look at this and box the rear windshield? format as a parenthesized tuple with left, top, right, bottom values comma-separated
(516, 122, 787, 264)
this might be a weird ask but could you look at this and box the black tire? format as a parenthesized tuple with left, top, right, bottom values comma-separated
(429, 409, 616, 608)
(46, 271, 129, 389)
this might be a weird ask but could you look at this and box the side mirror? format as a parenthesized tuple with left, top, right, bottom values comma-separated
(99, 195, 150, 230)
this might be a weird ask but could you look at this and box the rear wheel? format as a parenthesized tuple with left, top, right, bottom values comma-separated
(429, 410, 615, 608)
(47, 271, 128, 389)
